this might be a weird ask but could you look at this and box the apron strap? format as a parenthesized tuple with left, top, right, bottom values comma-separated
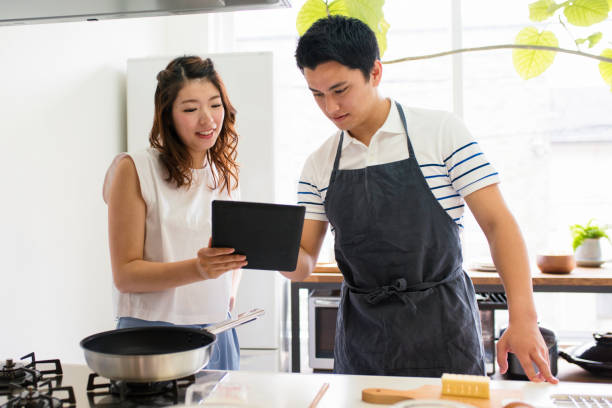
(328, 131, 345, 187)
(395, 102, 416, 161)
(344, 265, 464, 306)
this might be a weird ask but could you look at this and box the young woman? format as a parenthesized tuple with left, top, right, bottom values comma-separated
(103, 56, 247, 370)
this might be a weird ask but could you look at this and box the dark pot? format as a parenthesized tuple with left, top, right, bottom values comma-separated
(559, 332, 612, 377)
(500, 326, 558, 380)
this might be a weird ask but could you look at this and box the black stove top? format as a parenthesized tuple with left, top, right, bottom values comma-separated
(0, 353, 76, 408)
(1, 354, 226, 408)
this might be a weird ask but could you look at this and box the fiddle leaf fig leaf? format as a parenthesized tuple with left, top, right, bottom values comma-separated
(343, 0, 384, 28)
(599, 49, 612, 91)
(296, 0, 349, 36)
(327, 0, 350, 16)
(342, 0, 387, 56)
(296, 0, 328, 36)
(295, 0, 389, 57)
(563, 0, 609, 27)
(513, 27, 559, 79)
(529, 0, 558, 21)
(375, 16, 390, 57)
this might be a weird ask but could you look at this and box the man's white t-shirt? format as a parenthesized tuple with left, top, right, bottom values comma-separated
(297, 101, 500, 227)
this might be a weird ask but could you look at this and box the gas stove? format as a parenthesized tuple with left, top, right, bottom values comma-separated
(0, 353, 76, 408)
(1, 354, 225, 408)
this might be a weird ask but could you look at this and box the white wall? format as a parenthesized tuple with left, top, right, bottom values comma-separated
(0, 14, 214, 363)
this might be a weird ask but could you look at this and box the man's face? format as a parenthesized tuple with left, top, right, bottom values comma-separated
(303, 61, 379, 132)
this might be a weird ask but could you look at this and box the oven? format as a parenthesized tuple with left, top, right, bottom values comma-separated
(308, 289, 340, 370)
(307, 289, 508, 373)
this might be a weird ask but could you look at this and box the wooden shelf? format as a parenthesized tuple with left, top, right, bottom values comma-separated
(309, 262, 612, 288)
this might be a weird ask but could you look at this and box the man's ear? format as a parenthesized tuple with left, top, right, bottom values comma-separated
(369, 60, 383, 86)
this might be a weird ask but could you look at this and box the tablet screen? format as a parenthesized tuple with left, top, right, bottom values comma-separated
(211, 200, 305, 271)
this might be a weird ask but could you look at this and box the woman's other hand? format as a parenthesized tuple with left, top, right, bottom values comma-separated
(196, 238, 247, 279)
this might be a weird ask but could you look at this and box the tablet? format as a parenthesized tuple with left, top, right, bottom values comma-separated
(211, 200, 305, 271)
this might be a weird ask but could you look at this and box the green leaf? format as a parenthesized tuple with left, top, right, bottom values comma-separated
(587, 32, 603, 47)
(599, 49, 612, 91)
(296, 0, 328, 36)
(374, 16, 390, 57)
(327, 0, 350, 16)
(575, 32, 603, 47)
(569, 220, 611, 249)
(513, 27, 559, 79)
(342, 0, 384, 27)
(529, 0, 557, 21)
(563, 0, 609, 27)
(572, 235, 585, 251)
(295, 0, 389, 57)
(341, 0, 387, 56)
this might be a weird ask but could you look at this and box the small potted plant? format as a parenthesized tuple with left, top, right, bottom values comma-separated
(570, 220, 611, 267)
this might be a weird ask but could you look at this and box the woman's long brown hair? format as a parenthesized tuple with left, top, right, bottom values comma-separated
(149, 56, 238, 195)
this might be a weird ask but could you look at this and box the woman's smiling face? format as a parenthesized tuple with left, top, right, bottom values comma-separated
(172, 79, 225, 167)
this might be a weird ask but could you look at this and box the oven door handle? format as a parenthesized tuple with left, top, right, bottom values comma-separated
(313, 299, 340, 307)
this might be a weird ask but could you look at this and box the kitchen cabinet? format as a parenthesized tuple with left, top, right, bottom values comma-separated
(290, 262, 612, 374)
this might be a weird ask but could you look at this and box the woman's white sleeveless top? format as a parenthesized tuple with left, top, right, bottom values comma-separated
(103, 148, 234, 324)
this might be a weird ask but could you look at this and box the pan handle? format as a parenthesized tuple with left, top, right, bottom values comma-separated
(205, 308, 265, 335)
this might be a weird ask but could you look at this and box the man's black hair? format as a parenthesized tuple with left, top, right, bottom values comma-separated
(295, 15, 380, 80)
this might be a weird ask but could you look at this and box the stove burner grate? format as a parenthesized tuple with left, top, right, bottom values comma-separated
(0, 380, 75, 408)
(86, 373, 195, 406)
(0, 353, 63, 390)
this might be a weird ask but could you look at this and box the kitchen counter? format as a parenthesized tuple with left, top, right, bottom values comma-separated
(61, 364, 612, 408)
(31, 364, 612, 408)
(290, 262, 612, 372)
(207, 370, 612, 407)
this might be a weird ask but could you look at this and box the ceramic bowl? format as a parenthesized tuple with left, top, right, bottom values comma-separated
(391, 400, 477, 408)
(536, 254, 576, 274)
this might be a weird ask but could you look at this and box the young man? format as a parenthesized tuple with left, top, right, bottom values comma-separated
(281, 16, 557, 382)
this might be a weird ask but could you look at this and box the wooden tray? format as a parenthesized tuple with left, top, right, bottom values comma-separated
(362, 385, 522, 407)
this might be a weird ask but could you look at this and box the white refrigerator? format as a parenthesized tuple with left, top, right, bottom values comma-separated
(126, 52, 283, 349)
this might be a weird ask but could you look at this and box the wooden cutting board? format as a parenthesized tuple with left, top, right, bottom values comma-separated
(362, 385, 522, 407)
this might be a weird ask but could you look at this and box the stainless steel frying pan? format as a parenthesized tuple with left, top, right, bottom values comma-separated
(80, 308, 264, 382)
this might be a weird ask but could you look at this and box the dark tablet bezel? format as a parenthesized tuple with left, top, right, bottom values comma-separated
(211, 200, 305, 271)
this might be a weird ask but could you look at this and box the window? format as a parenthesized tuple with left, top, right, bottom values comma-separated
(229, 0, 612, 338)
(461, 0, 612, 339)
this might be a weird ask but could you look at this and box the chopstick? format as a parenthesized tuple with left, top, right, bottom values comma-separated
(308, 382, 330, 408)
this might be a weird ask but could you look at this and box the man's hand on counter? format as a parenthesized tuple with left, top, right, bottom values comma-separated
(497, 322, 559, 384)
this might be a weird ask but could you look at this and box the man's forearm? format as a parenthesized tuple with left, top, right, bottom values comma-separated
(487, 216, 538, 324)
(280, 246, 317, 281)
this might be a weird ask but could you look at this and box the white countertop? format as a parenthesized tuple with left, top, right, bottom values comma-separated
(202, 371, 612, 407)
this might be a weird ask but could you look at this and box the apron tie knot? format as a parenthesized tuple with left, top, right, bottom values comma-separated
(365, 278, 410, 305)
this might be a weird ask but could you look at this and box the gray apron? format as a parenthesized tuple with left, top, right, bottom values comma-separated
(325, 102, 485, 376)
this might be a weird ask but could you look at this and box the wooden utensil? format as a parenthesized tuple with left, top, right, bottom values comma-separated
(309, 382, 330, 408)
(362, 385, 522, 407)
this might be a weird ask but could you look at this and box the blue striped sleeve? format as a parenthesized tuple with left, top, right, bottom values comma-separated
(298, 179, 327, 221)
(445, 141, 500, 197)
